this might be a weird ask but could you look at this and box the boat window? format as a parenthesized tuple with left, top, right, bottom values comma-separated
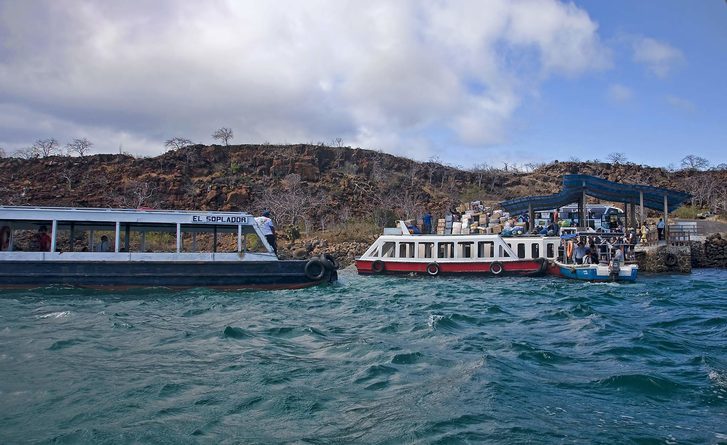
(531, 243, 540, 259)
(458, 242, 474, 259)
(53, 222, 116, 253)
(517, 243, 526, 259)
(437, 242, 454, 259)
(477, 241, 494, 258)
(399, 242, 415, 258)
(242, 232, 269, 253)
(498, 245, 510, 258)
(180, 224, 241, 253)
(418, 242, 434, 259)
(547, 243, 555, 258)
(381, 242, 396, 258)
(1, 220, 53, 252)
(120, 223, 177, 253)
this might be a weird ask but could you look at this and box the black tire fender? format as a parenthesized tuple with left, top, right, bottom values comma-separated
(321, 253, 340, 270)
(490, 261, 504, 276)
(426, 262, 440, 276)
(371, 260, 385, 274)
(665, 253, 678, 267)
(305, 258, 326, 280)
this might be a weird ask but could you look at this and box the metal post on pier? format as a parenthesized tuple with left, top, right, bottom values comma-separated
(528, 203, 534, 233)
(581, 182, 587, 230)
(664, 194, 669, 242)
(640, 191, 644, 226)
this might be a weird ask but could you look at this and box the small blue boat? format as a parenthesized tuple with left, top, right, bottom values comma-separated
(550, 259, 638, 282)
(547, 232, 638, 282)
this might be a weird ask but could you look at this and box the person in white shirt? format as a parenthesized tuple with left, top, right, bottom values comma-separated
(255, 210, 277, 255)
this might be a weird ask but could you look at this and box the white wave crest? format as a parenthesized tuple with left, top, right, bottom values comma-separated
(37, 311, 71, 319)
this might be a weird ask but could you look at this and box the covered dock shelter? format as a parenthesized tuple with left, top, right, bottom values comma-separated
(500, 174, 691, 237)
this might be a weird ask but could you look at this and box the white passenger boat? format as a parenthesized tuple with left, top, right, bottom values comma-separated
(0, 206, 337, 289)
(355, 222, 559, 276)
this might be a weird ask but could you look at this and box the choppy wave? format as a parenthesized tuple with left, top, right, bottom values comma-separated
(0, 269, 725, 444)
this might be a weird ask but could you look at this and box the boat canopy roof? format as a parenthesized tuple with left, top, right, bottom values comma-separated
(0, 206, 255, 226)
(500, 174, 690, 215)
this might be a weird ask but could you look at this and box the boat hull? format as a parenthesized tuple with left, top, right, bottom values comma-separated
(355, 258, 547, 277)
(0, 260, 337, 290)
(547, 261, 638, 282)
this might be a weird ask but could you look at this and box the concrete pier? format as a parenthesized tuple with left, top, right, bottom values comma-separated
(635, 244, 692, 273)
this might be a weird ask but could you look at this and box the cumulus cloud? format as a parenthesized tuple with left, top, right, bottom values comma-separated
(665, 95, 695, 112)
(0, 0, 611, 161)
(607, 84, 633, 103)
(631, 36, 684, 78)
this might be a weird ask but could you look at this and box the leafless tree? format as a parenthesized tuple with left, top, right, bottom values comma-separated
(0, 146, 5, 157)
(164, 137, 193, 151)
(606, 152, 627, 164)
(332, 137, 343, 147)
(397, 191, 421, 220)
(66, 138, 93, 157)
(122, 181, 156, 208)
(212, 127, 234, 146)
(12, 147, 37, 159)
(60, 167, 75, 191)
(32, 138, 60, 157)
(680, 154, 709, 171)
(256, 174, 319, 228)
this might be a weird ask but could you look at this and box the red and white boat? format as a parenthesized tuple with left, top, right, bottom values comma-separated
(355, 222, 560, 277)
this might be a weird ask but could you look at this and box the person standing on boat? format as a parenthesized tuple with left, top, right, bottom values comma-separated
(256, 210, 277, 255)
(422, 210, 432, 234)
(573, 241, 587, 264)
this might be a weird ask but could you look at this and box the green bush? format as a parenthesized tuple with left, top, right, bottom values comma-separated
(673, 205, 705, 219)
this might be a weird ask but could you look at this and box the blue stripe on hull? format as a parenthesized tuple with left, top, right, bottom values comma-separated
(557, 265, 638, 282)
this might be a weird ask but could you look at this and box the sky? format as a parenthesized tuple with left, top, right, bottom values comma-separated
(0, 0, 725, 169)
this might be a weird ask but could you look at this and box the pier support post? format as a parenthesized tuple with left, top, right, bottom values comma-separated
(581, 183, 587, 229)
(640, 191, 644, 226)
(664, 194, 669, 242)
(528, 203, 534, 232)
(629, 203, 636, 228)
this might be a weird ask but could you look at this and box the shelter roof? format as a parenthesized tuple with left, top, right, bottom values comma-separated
(500, 174, 690, 214)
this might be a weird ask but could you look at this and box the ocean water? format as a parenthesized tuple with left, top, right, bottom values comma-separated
(1, 269, 726, 445)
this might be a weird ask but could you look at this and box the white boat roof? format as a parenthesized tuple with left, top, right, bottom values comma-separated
(0, 206, 255, 226)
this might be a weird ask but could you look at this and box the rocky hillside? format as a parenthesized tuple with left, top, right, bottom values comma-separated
(1, 143, 725, 264)
(2, 143, 724, 213)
